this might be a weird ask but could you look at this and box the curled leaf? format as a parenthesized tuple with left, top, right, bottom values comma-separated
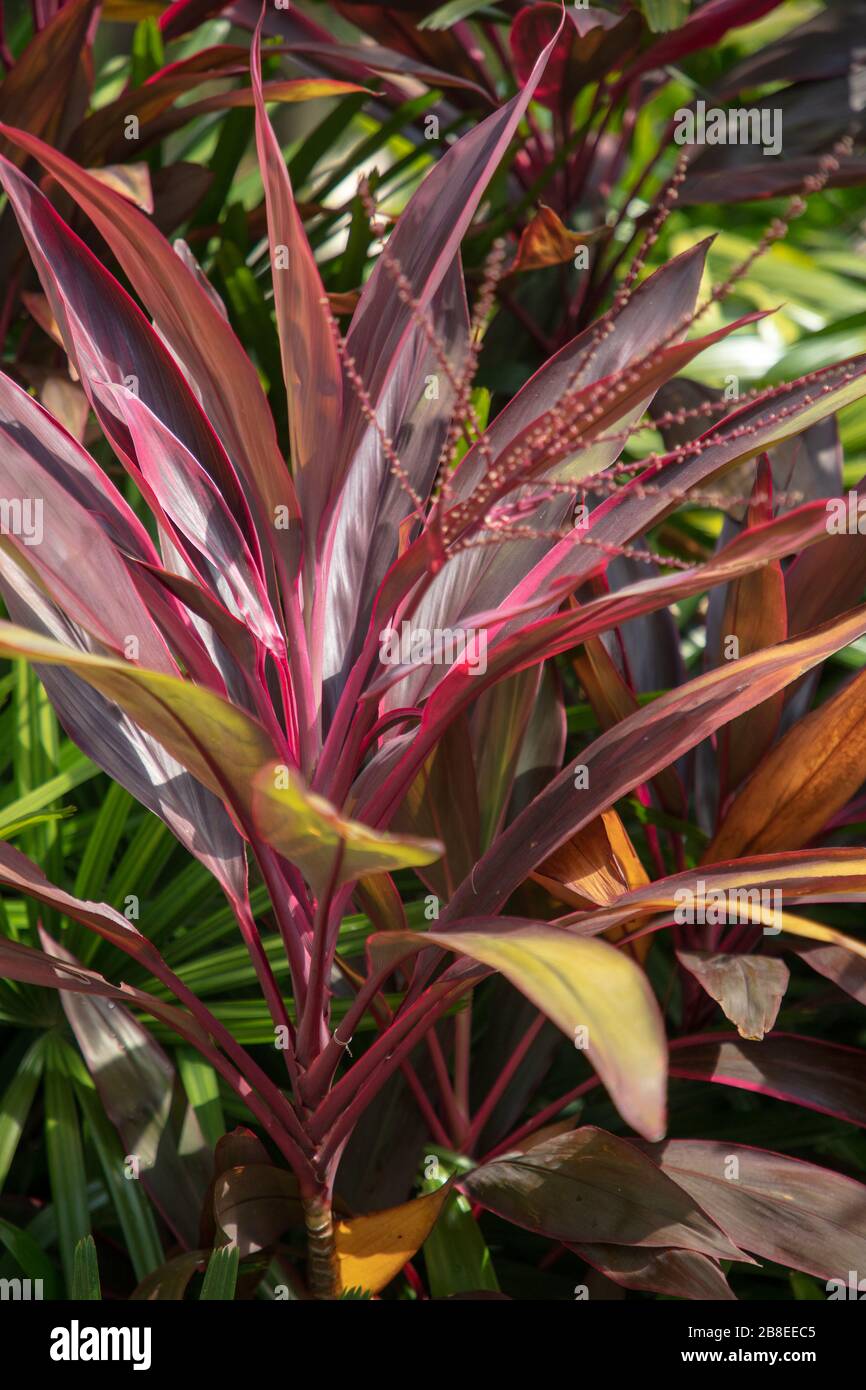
(677, 951, 790, 1040)
(510, 207, 604, 275)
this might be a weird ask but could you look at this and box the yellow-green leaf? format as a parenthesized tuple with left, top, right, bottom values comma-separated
(369, 922, 667, 1141)
(0, 622, 277, 827)
(251, 762, 442, 895)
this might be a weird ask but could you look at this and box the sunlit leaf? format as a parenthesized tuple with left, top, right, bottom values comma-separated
(252, 762, 442, 895)
(335, 1185, 451, 1295)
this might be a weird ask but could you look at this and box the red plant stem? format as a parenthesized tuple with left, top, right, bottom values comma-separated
(231, 892, 300, 1093)
(255, 659, 297, 762)
(402, 1260, 427, 1299)
(272, 649, 300, 763)
(297, 847, 345, 1064)
(144, 956, 314, 1166)
(310, 976, 467, 1142)
(282, 857, 315, 931)
(453, 1004, 472, 1132)
(643, 817, 667, 880)
(300, 954, 452, 1151)
(717, 920, 763, 956)
(327, 697, 381, 809)
(317, 563, 440, 801)
(479, 1075, 601, 1164)
(254, 843, 312, 1010)
(302, 968, 388, 1100)
(314, 623, 380, 796)
(316, 983, 471, 1165)
(402, 1062, 452, 1149)
(357, 706, 422, 761)
(128, 982, 308, 1173)
(465, 1011, 546, 1153)
(344, 629, 427, 789)
(198, 1038, 313, 1184)
(355, 714, 440, 830)
(426, 1028, 466, 1146)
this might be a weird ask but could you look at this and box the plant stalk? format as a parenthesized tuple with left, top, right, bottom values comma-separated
(303, 1194, 339, 1299)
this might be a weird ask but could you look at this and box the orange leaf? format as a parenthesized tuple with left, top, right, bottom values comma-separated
(717, 461, 787, 798)
(335, 1185, 451, 1295)
(572, 630, 685, 817)
(510, 205, 603, 274)
(533, 809, 651, 961)
(707, 664, 866, 861)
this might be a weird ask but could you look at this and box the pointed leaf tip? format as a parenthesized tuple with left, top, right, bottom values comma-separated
(251, 762, 442, 895)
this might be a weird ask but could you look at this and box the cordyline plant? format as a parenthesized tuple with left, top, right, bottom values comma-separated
(0, 0, 364, 423)
(3, 12, 866, 1299)
(234, 0, 866, 365)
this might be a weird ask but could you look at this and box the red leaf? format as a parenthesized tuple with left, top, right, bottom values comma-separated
(670, 1033, 866, 1128)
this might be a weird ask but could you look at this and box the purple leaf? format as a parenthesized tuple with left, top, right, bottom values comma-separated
(323, 258, 469, 709)
(464, 1127, 747, 1259)
(669, 1033, 866, 1128)
(104, 385, 284, 660)
(251, 19, 342, 563)
(0, 0, 96, 161)
(573, 1242, 736, 1300)
(439, 605, 866, 920)
(0, 122, 301, 589)
(0, 152, 263, 567)
(638, 1138, 866, 1282)
(344, 14, 565, 427)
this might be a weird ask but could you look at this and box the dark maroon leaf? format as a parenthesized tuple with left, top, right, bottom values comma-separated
(669, 1033, 866, 1128)
(638, 1139, 866, 1281)
(573, 1242, 736, 1300)
(464, 1126, 748, 1260)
